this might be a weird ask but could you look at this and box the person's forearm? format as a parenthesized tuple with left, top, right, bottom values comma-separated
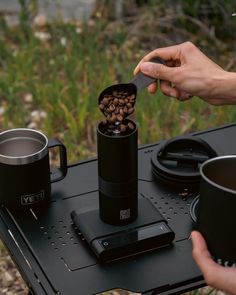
(208, 71, 236, 104)
(203, 70, 236, 105)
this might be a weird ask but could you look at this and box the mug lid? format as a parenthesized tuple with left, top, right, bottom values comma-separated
(151, 136, 218, 187)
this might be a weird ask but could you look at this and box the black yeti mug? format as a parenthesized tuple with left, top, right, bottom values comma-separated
(97, 119, 138, 225)
(0, 128, 67, 209)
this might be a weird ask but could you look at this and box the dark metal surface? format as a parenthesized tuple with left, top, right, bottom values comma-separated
(1, 123, 236, 295)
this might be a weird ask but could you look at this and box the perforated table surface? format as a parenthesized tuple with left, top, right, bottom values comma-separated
(1, 123, 236, 295)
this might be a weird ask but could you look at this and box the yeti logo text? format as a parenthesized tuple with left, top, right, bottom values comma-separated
(21, 190, 45, 205)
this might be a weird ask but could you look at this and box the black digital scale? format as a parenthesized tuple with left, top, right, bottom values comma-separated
(0, 123, 236, 295)
(71, 198, 175, 262)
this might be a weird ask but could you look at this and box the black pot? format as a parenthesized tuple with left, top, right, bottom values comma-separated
(196, 155, 236, 264)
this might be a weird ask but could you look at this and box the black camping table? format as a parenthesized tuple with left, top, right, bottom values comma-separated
(1, 123, 236, 295)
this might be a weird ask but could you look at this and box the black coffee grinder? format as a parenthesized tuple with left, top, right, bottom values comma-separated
(71, 116, 175, 262)
(97, 119, 138, 225)
(71, 66, 175, 262)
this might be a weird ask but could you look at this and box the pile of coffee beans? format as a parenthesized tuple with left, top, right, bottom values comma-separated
(99, 90, 135, 134)
(103, 120, 135, 136)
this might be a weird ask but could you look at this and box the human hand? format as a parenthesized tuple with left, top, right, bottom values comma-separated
(134, 42, 236, 105)
(191, 230, 236, 295)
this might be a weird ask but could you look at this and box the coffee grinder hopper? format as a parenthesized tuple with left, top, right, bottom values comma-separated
(98, 57, 165, 121)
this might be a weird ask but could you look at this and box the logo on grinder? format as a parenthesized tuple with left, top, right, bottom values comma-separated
(120, 208, 131, 220)
(21, 190, 45, 205)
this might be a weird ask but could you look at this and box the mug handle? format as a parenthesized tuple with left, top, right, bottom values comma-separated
(48, 139, 67, 183)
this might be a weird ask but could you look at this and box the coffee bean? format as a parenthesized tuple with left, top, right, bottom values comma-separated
(99, 104, 105, 110)
(119, 99, 125, 105)
(123, 106, 128, 114)
(128, 96, 135, 102)
(119, 124, 126, 133)
(103, 98, 109, 105)
(113, 98, 119, 105)
(109, 104, 116, 112)
(128, 107, 134, 115)
(128, 122, 134, 130)
(117, 114, 123, 122)
(115, 107, 120, 114)
(110, 114, 117, 123)
(119, 109, 124, 116)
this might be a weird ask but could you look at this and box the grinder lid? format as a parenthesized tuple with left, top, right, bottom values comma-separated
(151, 136, 218, 187)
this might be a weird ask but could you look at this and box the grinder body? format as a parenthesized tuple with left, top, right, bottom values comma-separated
(97, 120, 138, 225)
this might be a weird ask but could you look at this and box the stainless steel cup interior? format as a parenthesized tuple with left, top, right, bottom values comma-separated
(0, 128, 48, 165)
(200, 155, 236, 193)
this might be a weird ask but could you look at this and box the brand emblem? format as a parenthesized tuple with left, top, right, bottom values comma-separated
(21, 190, 45, 205)
(120, 208, 131, 220)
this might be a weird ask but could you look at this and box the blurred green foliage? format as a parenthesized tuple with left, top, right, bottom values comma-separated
(0, 0, 235, 164)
